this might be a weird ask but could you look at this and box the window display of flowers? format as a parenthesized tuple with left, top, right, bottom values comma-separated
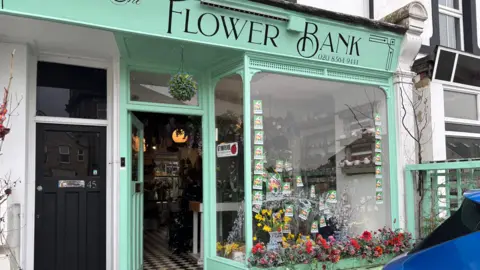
(217, 241, 245, 258)
(254, 208, 289, 243)
(248, 227, 413, 269)
(248, 242, 283, 268)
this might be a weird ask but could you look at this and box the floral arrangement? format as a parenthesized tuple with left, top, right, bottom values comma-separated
(250, 242, 283, 268)
(254, 208, 292, 240)
(248, 227, 413, 268)
(216, 241, 245, 258)
(168, 72, 198, 102)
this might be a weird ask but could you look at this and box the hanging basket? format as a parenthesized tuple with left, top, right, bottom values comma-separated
(168, 73, 198, 102)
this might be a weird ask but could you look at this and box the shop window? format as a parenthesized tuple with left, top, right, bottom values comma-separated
(438, 0, 463, 49)
(249, 73, 389, 250)
(36, 62, 107, 119)
(130, 70, 198, 106)
(214, 74, 245, 262)
(59, 145, 70, 164)
(444, 90, 477, 120)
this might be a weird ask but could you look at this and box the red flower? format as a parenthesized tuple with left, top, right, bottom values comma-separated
(374, 246, 383, 256)
(320, 238, 329, 249)
(361, 231, 372, 242)
(252, 243, 264, 254)
(306, 240, 313, 254)
(350, 239, 360, 250)
(277, 227, 282, 232)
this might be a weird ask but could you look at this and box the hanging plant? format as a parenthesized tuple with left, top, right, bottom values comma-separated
(168, 46, 198, 102)
(168, 73, 197, 101)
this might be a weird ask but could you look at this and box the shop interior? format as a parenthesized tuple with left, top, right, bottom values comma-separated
(130, 111, 203, 269)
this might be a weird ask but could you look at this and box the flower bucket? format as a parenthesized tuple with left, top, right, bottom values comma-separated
(267, 232, 283, 251)
(232, 251, 245, 263)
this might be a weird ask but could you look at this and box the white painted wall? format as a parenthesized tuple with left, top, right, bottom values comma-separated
(477, 0, 480, 48)
(298, 0, 370, 17)
(0, 42, 29, 269)
(421, 81, 447, 161)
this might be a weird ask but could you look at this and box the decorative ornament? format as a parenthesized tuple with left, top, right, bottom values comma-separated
(168, 46, 198, 102)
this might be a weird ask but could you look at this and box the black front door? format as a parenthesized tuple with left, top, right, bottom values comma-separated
(34, 124, 106, 270)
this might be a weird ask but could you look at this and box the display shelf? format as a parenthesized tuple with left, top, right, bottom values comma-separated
(337, 133, 375, 146)
(341, 164, 376, 175)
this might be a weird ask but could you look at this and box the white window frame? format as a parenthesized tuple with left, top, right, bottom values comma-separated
(77, 149, 85, 162)
(444, 86, 480, 125)
(58, 145, 71, 164)
(439, 0, 464, 50)
(443, 84, 480, 160)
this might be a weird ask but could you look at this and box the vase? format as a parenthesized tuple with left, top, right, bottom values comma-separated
(232, 251, 245, 263)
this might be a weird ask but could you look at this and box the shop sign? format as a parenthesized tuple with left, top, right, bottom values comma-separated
(3, 0, 402, 71)
(110, 0, 140, 5)
(217, 142, 238, 157)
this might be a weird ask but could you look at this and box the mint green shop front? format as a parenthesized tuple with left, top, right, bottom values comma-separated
(0, 1, 410, 269)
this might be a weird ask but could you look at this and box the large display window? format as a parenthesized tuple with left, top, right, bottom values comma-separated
(243, 71, 410, 268)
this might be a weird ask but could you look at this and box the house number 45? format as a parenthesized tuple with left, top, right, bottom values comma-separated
(86, 181, 97, 189)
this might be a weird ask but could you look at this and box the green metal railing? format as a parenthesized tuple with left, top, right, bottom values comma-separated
(405, 160, 480, 240)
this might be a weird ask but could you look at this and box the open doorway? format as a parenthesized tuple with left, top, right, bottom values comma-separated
(131, 112, 203, 270)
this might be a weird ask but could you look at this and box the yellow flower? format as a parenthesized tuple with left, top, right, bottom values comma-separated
(275, 213, 281, 219)
(253, 236, 257, 241)
(225, 244, 233, 255)
(267, 209, 272, 216)
(257, 223, 262, 227)
(279, 209, 284, 214)
(263, 225, 272, 232)
(284, 216, 292, 223)
(282, 237, 287, 242)
(255, 213, 263, 221)
(261, 209, 268, 215)
(288, 233, 295, 240)
(306, 236, 310, 240)
(216, 242, 223, 252)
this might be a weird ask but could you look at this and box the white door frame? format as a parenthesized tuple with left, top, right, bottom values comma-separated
(25, 52, 119, 270)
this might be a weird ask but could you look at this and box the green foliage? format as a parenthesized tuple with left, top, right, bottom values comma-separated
(168, 73, 198, 101)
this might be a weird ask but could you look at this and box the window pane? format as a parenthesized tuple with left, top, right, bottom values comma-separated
(453, 55, 480, 87)
(446, 137, 480, 159)
(434, 50, 456, 81)
(130, 71, 198, 106)
(445, 123, 480, 133)
(444, 91, 477, 120)
(439, 13, 461, 49)
(439, 0, 459, 9)
(250, 73, 389, 252)
(36, 62, 107, 119)
(41, 129, 102, 177)
(214, 74, 245, 262)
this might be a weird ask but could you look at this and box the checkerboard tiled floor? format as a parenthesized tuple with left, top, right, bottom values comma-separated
(143, 229, 203, 270)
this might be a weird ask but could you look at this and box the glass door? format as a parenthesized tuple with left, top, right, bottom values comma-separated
(212, 74, 247, 269)
(130, 112, 144, 270)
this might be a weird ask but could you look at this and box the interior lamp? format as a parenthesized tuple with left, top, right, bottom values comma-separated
(172, 129, 188, 144)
